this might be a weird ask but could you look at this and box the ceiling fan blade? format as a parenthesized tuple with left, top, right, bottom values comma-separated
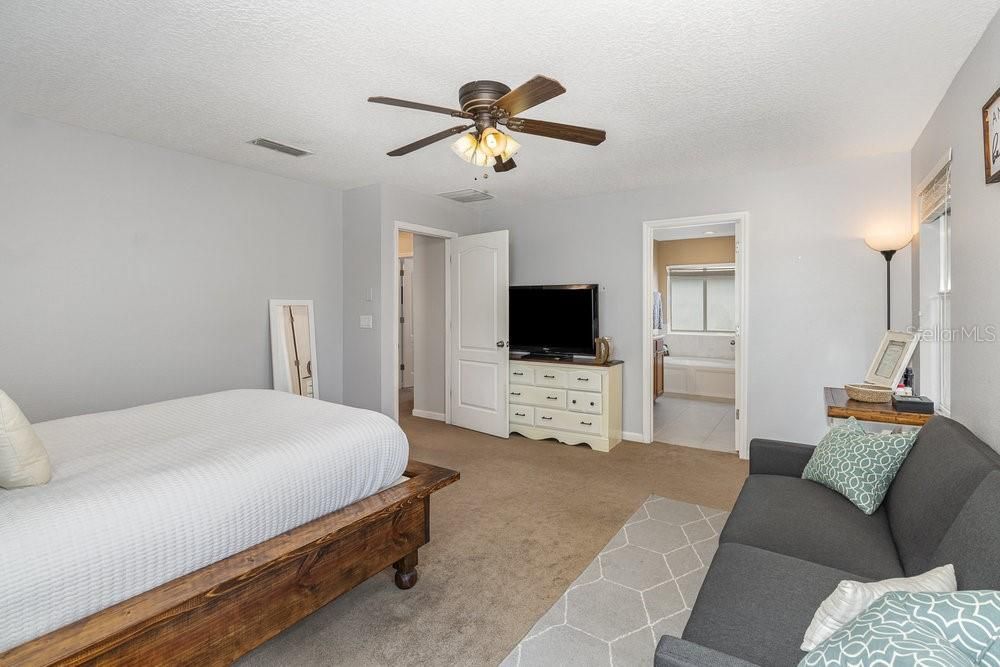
(502, 117, 606, 146)
(492, 76, 566, 117)
(368, 96, 473, 119)
(493, 156, 517, 172)
(386, 125, 474, 157)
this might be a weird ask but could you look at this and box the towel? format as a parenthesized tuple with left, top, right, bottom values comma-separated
(653, 291, 663, 330)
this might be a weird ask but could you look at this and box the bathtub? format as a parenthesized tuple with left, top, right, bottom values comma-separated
(663, 356, 736, 399)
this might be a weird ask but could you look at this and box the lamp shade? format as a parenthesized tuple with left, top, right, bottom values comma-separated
(479, 127, 508, 158)
(500, 136, 521, 161)
(451, 133, 479, 162)
(864, 227, 913, 253)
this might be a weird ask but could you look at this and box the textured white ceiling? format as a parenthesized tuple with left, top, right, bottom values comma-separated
(1, 1, 997, 205)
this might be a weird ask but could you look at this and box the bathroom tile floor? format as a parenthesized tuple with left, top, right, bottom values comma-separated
(653, 396, 736, 453)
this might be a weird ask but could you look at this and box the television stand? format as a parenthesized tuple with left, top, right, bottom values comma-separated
(518, 353, 575, 361)
(508, 357, 623, 452)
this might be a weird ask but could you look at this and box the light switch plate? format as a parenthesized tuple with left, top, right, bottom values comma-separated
(359, 315, 374, 329)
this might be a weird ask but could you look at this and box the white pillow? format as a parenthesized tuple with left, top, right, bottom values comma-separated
(801, 564, 956, 651)
(0, 390, 51, 489)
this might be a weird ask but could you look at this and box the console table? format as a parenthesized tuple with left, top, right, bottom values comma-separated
(509, 357, 623, 452)
(824, 386, 933, 427)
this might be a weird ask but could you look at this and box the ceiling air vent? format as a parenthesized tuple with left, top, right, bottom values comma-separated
(437, 189, 494, 203)
(248, 138, 312, 157)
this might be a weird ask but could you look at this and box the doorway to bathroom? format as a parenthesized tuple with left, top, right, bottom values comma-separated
(642, 213, 749, 458)
(395, 227, 451, 423)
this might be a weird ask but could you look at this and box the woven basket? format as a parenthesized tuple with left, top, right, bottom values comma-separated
(844, 383, 894, 403)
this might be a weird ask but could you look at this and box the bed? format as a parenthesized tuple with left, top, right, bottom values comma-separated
(0, 389, 458, 665)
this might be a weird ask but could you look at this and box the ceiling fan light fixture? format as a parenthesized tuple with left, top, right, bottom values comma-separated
(500, 135, 521, 162)
(470, 143, 492, 167)
(479, 127, 508, 158)
(450, 132, 478, 162)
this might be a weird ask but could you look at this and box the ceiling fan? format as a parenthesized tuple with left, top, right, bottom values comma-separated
(368, 75, 606, 173)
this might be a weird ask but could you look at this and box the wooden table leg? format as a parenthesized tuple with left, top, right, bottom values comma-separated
(394, 550, 419, 589)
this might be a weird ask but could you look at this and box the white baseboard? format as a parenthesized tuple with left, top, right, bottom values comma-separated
(411, 409, 446, 422)
(622, 430, 647, 443)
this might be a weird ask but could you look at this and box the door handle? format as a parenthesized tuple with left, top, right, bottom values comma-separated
(496, 341, 506, 348)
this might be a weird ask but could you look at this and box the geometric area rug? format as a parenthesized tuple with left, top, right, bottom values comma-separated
(501, 496, 729, 667)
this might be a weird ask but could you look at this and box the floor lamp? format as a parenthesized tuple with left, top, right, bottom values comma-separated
(865, 229, 913, 330)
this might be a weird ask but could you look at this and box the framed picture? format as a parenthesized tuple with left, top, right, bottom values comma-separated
(983, 86, 1000, 185)
(864, 330, 918, 389)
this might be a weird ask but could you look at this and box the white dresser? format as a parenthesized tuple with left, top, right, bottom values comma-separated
(508, 358, 623, 452)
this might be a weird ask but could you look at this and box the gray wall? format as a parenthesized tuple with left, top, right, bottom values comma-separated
(341, 183, 479, 415)
(341, 184, 383, 411)
(412, 235, 446, 416)
(910, 10, 1000, 451)
(0, 110, 344, 422)
(480, 153, 912, 445)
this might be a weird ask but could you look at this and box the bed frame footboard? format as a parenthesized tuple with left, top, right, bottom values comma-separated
(1, 460, 458, 667)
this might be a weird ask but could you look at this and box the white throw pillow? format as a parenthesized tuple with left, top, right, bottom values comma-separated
(801, 564, 956, 651)
(0, 390, 51, 489)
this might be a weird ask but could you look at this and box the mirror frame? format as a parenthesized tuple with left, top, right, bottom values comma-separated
(269, 299, 319, 398)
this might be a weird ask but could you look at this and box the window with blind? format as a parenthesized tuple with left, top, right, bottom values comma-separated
(667, 265, 736, 333)
(917, 157, 952, 415)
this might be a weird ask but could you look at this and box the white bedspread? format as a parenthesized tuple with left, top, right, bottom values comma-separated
(0, 390, 408, 652)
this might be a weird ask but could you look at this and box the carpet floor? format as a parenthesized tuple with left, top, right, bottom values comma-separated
(239, 413, 747, 666)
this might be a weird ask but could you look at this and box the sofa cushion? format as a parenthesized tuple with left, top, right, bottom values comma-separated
(929, 471, 1000, 590)
(800, 591, 1000, 667)
(884, 416, 1000, 575)
(720, 474, 903, 579)
(801, 418, 917, 515)
(682, 543, 871, 667)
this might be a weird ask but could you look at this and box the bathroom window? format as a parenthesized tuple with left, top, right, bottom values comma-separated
(667, 265, 736, 333)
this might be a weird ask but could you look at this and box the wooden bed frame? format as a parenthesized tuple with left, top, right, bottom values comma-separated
(1, 460, 459, 666)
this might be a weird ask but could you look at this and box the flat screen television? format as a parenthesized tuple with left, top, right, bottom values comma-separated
(509, 284, 599, 358)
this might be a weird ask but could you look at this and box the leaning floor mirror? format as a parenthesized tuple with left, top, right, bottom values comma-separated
(269, 299, 319, 398)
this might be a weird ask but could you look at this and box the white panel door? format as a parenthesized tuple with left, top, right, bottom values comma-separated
(449, 230, 509, 437)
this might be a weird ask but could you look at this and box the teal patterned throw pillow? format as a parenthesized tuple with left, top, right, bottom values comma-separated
(802, 417, 917, 514)
(800, 591, 1000, 666)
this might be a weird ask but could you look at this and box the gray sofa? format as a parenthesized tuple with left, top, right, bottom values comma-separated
(655, 416, 1000, 667)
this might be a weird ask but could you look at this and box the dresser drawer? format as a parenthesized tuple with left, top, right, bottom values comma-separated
(510, 405, 534, 425)
(509, 386, 567, 409)
(534, 368, 568, 388)
(568, 390, 603, 415)
(567, 370, 603, 392)
(535, 408, 602, 435)
(510, 364, 534, 385)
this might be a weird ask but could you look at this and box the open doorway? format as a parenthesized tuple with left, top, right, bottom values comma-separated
(642, 213, 749, 458)
(395, 229, 449, 422)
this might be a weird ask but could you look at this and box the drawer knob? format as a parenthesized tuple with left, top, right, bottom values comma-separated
(511, 392, 521, 396)
(546, 396, 558, 400)
(590, 402, 595, 406)
(544, 374, 556, 379)
(515, 412, 525, 417)
(513, 371, 523, 376)
(541, 416, 553, 420)
(580, 421, 592, 426)
(577, 377, 589, 381)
